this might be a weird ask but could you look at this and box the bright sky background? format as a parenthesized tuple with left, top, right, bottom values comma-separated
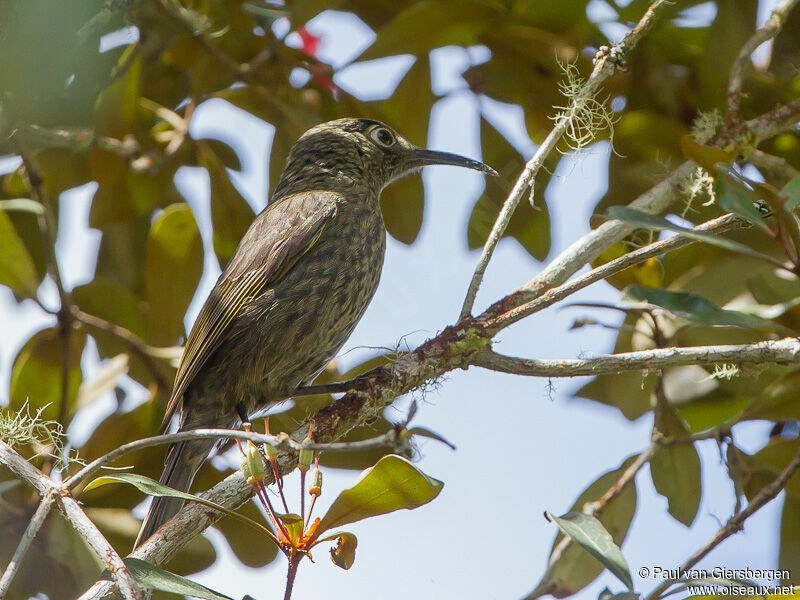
(0, 1, 788, 599)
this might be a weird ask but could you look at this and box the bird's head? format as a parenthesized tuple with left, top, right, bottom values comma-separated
(275, 118, 496, 197)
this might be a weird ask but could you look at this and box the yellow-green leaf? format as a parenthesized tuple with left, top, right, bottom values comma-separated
(144, 204, 203, 346)
(0, 210, 39, 296)
(315, 455, 443, 537)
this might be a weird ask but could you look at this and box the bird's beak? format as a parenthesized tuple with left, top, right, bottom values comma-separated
(412, 148, 498, 176)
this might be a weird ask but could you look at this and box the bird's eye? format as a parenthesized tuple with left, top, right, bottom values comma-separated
(369, 127, 396, 148)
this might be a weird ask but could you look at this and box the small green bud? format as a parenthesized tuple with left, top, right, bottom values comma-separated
(298, 421, 314, 472)
(240, 443, 265, 484)
(265, 443, 278, 462)
(298, 441, 313, 472)
(309, 467, 322, 497)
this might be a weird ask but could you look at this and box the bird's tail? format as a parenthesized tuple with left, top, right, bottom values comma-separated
(133, 440, 207, 549)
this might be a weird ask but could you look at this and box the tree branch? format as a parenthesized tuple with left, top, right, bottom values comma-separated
(0, 442, 142, 600)
(727, 0, 799, 123)
(471, 338, 800, 378)
(0, 492, 53, 598)
(459, 0, 671, 319)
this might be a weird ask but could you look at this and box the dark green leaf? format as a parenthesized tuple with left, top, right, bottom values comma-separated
(650, 402, 701, 526)
(468, 116, 551, 260)
(779, 495, 800, 585)
(544, 512, 633, 592)
(621, 284, 793, 334)
(717, 185, 766, 229)
(529, 457, 638, 599)
(84, 473, 276, 538)
(783, 175, 800, 211)
(100, 558, 234, 600)
(407, 426, 456, 450)
(598, 589, 639, 600)
(606, 206, 777, 265)
(315, 455, 443, 536)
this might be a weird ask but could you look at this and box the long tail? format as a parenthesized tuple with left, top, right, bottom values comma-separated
(133, 440, 206, 549)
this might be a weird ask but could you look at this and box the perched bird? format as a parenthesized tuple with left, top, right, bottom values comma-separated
(135, 118, 495, 547)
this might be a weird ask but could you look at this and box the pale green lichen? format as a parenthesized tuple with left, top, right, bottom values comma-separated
(0, 400, 67, 464)
(551, 59, 619, 154)
(690, 109, 724, 145)
(705, 363, 740, 381)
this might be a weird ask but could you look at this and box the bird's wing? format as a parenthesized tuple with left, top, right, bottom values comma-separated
(158, 190, 339, 433)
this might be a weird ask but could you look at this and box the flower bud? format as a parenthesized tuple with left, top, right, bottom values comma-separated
(309, 467, 322, 497)
(239, 442, 265, 484)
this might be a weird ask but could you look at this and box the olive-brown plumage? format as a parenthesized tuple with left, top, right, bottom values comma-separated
(135, 118, 495, 547)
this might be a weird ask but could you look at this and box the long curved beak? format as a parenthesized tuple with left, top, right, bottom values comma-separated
(412, 148, 498, 176)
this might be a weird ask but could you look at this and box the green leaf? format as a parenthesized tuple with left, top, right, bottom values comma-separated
(606, 206, 777, 265)
(679, 135, 734, 172)
(278, 513, 304, 546)
(199, 142, 255, 269)
(85, 473, 276, 538)
(621, 284, 793, 334)
(0, 210, 39, 296)
(544, 512, 633, 592)
(321, 532, 358, 570)
(0, 198, 44, 214)
(598, 589, 639, 600)
(86, 507, 216, 576)
(717, 185, 766, 229)
(214, 499, 279, 568)
(740, 369, 800, 422)
(315, 455, 443, 537)
(674, 389, 749, 433)
(356, 0, 498, 61)
(783, 174, 800, 211)
(779, 495, 800, 585)
(575, 312, 657, 421)
(407, 427, 457, 450)
(650, 402, 701, 526)
(10, 327, 86, 425)
(144, 203, 204, 346)
(377, 56, 434, 244)
(100, 558, 234, 600)
(468, 116, 551, 260)
(528, 457, 638, 599)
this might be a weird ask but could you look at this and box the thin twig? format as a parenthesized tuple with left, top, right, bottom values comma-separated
(72, 308, 170, 391)
(459, 0, 670, 319)
(727, 0, 800, 123)
(0, 493, 54, 599)
(65, 428, 402, 490)
(643, 444, 800, 600)
(485, 212, 745, 330)
(19, 152, 75, 428)
(471, 338, 800, 378)
(0, 442, 142, 600)
(748, 149, 800, 186)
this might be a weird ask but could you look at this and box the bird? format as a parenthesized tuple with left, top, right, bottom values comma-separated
(134, 117, 496, 547)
